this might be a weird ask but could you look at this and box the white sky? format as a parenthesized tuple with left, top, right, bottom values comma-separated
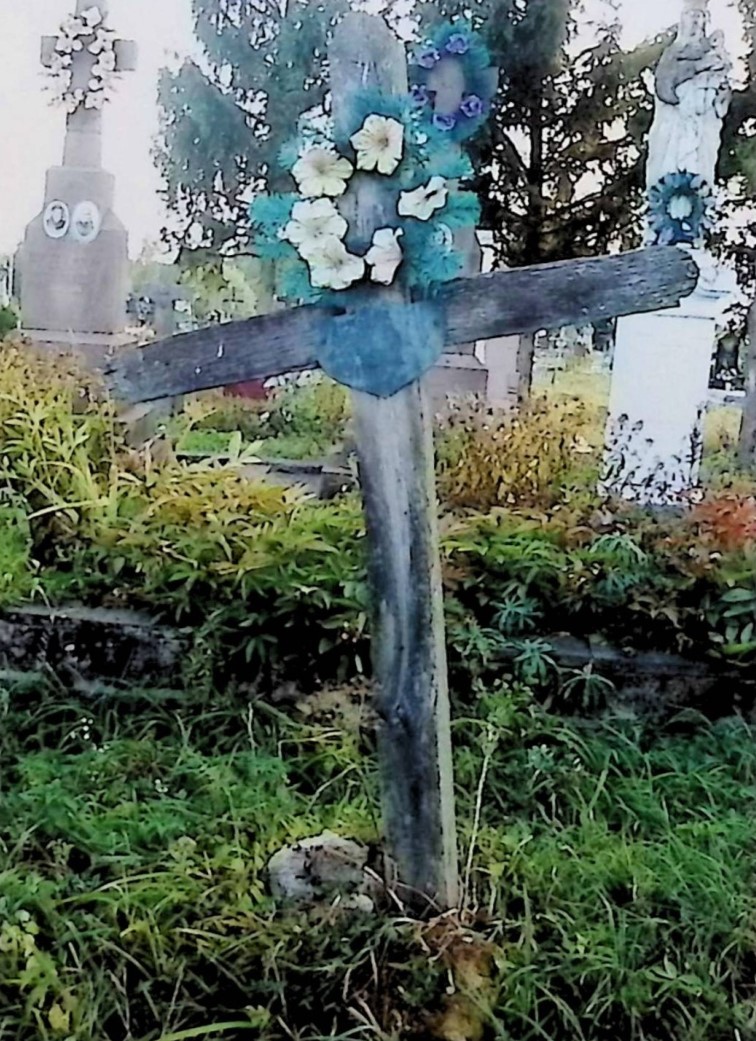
(0, 0, 745, 258)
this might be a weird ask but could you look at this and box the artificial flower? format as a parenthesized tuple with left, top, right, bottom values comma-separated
(398, 176, 448, 221)
(96, 50, 117, 72)
(80, 6, 104, 27)
(306, 238, 365, 291)
(416, 46, 441, 69)
(350, 114, 404, 176)
(283, 198, 348, 259)
(433, 112, 457, 132)
(444, 32, 470, 54)
(365, 227, 404, 285)
(89, 29, 117, 55)
(460, 94, 484, 118)
(292, 147, 353, 198)
(410, 84, 432, 107)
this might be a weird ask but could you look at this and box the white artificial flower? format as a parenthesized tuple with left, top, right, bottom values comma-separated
(350, 114, 404, 176)
(98, 50, 117, 71)
(89, 29, 116, 55)
(292, 147, 353, 198)
(307, 239, 365, 291)
(81, 6, 104, 27)
(365, 227, 404, 285)
(85, 92, 105, 110)
(283, 198, 348, 260)
(398, 176, 448, 221)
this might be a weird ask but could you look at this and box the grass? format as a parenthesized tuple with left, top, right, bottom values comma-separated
(2, 676, 756, 1040)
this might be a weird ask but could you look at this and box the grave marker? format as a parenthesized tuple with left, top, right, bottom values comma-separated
(19, 1, 137, 363)
(605, 0, 734, 503)
(106, 14, 698, 909)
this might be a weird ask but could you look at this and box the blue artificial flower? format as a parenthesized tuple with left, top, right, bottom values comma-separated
(445, 32, 470, 55)
(416, 46, 441, 69)
(460, 93, 484, 118)
(410, 83, 432, 107)
(433, 112, 457, 131)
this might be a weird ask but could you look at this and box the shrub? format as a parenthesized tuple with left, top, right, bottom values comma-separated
(0, 303, 18, 338)
(182, 374, 351, 459)
(0, 345, 123, 541)
(436, 395, 599, 511)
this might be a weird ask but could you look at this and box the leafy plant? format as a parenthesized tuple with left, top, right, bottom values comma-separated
(437, 394, 598, 511)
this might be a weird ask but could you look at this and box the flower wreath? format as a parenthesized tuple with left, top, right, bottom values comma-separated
(648, 171, 714, 246)
(46, 5, 118, 114)
(249, 86, 481, 302)
(410, 22, 497, 142)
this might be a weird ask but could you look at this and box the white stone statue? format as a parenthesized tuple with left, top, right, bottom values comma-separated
(647, 0, 732, 191)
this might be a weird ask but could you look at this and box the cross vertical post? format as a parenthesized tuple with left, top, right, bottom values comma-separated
(329, 14, 459, 909)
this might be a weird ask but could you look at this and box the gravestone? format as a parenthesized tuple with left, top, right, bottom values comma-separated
(476, 233, 520, 408)
(423, 53, 494, 409)
(106, 14, 697, 909)
(605, 0, 734, 503)
(18, 1, 137, 365)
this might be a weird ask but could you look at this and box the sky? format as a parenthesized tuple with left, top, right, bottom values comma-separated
(0, 0, 745, 259)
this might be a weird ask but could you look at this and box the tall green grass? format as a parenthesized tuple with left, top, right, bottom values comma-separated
(2, 678, 756, 1039)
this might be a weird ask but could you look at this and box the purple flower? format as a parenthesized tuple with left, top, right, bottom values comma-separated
(416, 46, 441, 69)
(444, 32, 470, 55)
(410, 83, 431, 107)
(433, 112, 457, 132)
(460, 93, 484, 118)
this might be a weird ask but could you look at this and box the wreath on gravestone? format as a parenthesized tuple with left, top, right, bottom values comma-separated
(46, 5, 118, 114)
(648, 171, 715, 246)
(409, 22, 497, 141)
(249, 24, 494, 303)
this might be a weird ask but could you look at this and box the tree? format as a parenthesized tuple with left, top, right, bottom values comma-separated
(158, 0, 662, 274)
(156, 0, 350, 261)
(712, 0, 756, 466)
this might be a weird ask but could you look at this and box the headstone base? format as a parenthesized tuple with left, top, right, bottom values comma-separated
(603, 250, 734, 505)
(482, 334, 520, 408)
(427, 353, 488, 413)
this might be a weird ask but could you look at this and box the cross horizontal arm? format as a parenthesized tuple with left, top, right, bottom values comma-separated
(105, 246, 698, 404)
(443, 245, 699, 342)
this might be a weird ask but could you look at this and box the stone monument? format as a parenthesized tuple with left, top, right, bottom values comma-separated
(604, 0, 734, 503)
(18, 1, 137, 363)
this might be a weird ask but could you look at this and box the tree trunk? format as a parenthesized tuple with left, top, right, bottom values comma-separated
(738, 298, 756, 471)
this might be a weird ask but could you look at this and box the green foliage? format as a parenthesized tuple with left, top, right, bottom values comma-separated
(0, 303, 18, 338)
(3, 676, 756, 1039)
(158, 0, 658, 272)
(156, 0, 349, 258)
(181, 376, 350, 459)
(6, 348, 756, 690)
(437, 394, 599, 510)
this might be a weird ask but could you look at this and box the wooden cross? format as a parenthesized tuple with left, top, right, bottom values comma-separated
(105, 14, 697, 911)
(41, 0, 137, 170)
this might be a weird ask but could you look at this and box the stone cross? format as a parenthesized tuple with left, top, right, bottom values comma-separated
(106, 14, 698, 910)
(41, 0, 137, 170)
(20, 0, 137, 356)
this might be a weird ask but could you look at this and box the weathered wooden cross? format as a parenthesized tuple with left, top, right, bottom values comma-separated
(106, 14, 697, 910)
